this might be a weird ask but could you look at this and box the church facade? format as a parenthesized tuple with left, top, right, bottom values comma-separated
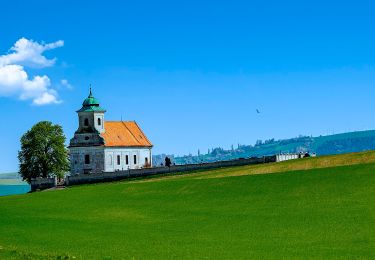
(69, 89, 153, 174)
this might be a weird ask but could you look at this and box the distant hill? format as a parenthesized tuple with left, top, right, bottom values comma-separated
(0, 172, 25, 186)
(171, 130, 375, 165)
(0, 172, 20, 179)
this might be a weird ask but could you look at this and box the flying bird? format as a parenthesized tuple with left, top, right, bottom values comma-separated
(256, 109, 261, 114)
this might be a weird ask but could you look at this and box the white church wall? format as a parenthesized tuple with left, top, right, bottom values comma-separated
(77, 111, 105, 134)
(104, 147, 152, 172)
(94, 112, 105, 133)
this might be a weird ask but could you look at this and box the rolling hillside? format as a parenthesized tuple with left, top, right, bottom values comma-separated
(0, 173, 20, 179)
(173, 130, 375, 164)
(0, 151, 374, 259)
(0, 173, 25, 185)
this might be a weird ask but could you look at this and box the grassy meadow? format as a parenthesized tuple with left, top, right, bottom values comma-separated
(0, 152, 374, 259)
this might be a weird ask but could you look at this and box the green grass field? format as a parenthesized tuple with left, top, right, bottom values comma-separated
(0, 152, 375, 259)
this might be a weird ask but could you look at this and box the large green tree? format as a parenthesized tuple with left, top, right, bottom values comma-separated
(18, 121, 70, 183)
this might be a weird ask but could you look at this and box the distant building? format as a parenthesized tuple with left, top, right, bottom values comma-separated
(276, 152, 316, 162)
(69, 89, 153, 174)
(275, 153, 299, 162)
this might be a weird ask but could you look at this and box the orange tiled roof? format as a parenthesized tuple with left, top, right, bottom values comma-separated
(101, 121, 152, 147)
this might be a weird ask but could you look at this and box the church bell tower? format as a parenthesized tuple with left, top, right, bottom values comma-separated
(69, 88, 106, 147)
(76, 87, 106, 134)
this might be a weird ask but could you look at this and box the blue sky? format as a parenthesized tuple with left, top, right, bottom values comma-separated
(1, 0, 375, 172)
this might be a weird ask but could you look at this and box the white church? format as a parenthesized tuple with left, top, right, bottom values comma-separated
(69, 89, 153, 174)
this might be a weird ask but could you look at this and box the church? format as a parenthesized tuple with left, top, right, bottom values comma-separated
(69, 89, 153, 174)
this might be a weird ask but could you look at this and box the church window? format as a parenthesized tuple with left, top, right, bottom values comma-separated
(108, 155, 112, 165)
(125, 155, 129, 165)
(98, 118, 101, 126)
(134, 155, 137, 164)
(117, 155, 121, 165)
(84, 118, 89, 126)
(145, 157, 148, 165)
(85, 155, 90, 164)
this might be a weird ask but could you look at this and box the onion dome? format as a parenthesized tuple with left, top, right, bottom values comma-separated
(77, 87, 106, 112)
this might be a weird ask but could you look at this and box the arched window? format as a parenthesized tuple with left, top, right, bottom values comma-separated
(145, 157, 148, 165)
(98, 118, 101, 126)
(117, 155, 121, 165)
(125, 155, 129, 165)
(84, 118, 89, 126)
(85, 154, 90, 164)
(134, 155, 137, 164)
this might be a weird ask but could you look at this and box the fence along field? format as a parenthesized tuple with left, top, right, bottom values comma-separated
(31, 155, 277, 191)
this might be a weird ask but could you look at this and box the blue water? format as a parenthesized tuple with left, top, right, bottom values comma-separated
(0, 185, 30, 196)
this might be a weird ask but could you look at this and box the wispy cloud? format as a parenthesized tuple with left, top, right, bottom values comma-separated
(60, 79, 73, 89)
(0, 38, 64, 105)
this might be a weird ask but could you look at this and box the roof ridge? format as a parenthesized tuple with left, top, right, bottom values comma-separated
(100, 120, 152, 147)
(133, 121, 153, 146)
(105, 120, 133, 123)
(121, 121, 141, 145)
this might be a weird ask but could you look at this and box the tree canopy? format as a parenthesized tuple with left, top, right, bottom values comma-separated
(18, 121, 69, 183)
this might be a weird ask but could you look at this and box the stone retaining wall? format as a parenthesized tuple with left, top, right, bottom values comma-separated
(65, 156, 276, 186)
(30, 177, 56, 192)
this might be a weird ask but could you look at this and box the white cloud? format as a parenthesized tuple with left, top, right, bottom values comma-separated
(33, 91, 61, 106)
(0, 38, 64, 105)
(60, 79, 73, 89)
(0, 38, 64, 68)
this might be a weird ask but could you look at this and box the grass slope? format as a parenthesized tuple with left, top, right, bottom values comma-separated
(0, 152, 375, 259)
